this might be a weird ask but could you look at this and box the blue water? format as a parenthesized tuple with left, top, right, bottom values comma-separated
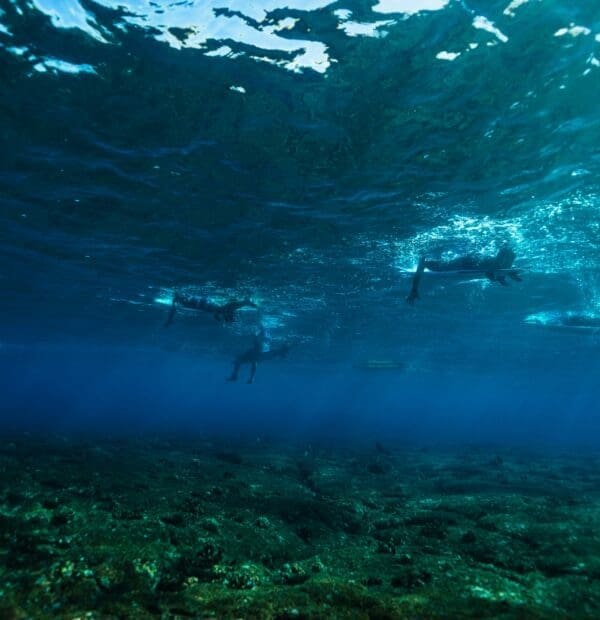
(1, 0, 599, 444)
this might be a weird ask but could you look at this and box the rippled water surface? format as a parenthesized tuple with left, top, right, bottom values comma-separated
(1, 0, 599, 436)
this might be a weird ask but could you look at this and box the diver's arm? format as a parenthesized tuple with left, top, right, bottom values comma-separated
(406, 257, 426, 305)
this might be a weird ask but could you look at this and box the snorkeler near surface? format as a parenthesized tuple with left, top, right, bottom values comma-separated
(226, 326, 290, 384)
(406, 246, 522, 304)
(525, 312, 600, 333)
(165, 293, 257, 326)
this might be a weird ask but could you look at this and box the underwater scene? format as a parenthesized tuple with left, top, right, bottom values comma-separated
(1, 0, 600, 617)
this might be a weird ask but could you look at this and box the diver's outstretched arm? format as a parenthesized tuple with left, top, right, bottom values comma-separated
(247, 361, 257, 384)
(407, 257, 426, 305)
(164, 300, 177, 327)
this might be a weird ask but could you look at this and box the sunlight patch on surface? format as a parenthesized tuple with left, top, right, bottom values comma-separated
(334, 7, 394, 38)
(80, 0, 334, 73)
(0, 8, 11, 35)
(6, 45, 28, 55)
(33, 58, 96, 74)
(31, 0, 107, 42)
(372, 0, 449, 15)
(22, 0, 337, 72)
(205, 46, 241, 58)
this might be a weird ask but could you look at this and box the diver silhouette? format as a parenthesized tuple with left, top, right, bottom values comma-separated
(226, 326, 290, 384)
(407, 246, 521, 304)
(165, 292, 257, 326)
(527, 312, 600, 332)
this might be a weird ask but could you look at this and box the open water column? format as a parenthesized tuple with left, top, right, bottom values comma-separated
(1, 0, 599, 617)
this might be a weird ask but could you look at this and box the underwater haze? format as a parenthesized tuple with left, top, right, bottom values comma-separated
(1, 0, 600, 617)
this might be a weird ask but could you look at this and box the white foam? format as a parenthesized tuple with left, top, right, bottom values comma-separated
(436, 50, 460, 61)
(473, 16, 508, 43)
(338, 19, 393, 38)
(503, 0, 530, 17)
(554, 24, 591, 38)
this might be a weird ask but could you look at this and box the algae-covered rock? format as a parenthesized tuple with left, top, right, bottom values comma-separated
(218, 562, 267, 590)
(179, 541, 223, 579)
(277, 562, 310, 585)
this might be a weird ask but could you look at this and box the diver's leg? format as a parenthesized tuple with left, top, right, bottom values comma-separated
(227, 360, 241, 382)
(247, 361, 257, 384)
(164, 301, 177, 327)
(508, 270, 522, 282)
(407, 257, 427, 304)
(486, 272, 508, 286)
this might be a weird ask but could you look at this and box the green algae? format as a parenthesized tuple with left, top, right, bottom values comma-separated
(1, 438, 599, 619)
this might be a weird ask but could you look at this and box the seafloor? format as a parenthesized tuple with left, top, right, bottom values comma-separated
(1, 436, 599, 619)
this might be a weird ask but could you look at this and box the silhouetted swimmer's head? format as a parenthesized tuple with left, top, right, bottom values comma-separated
(496, 246, 516, 268)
